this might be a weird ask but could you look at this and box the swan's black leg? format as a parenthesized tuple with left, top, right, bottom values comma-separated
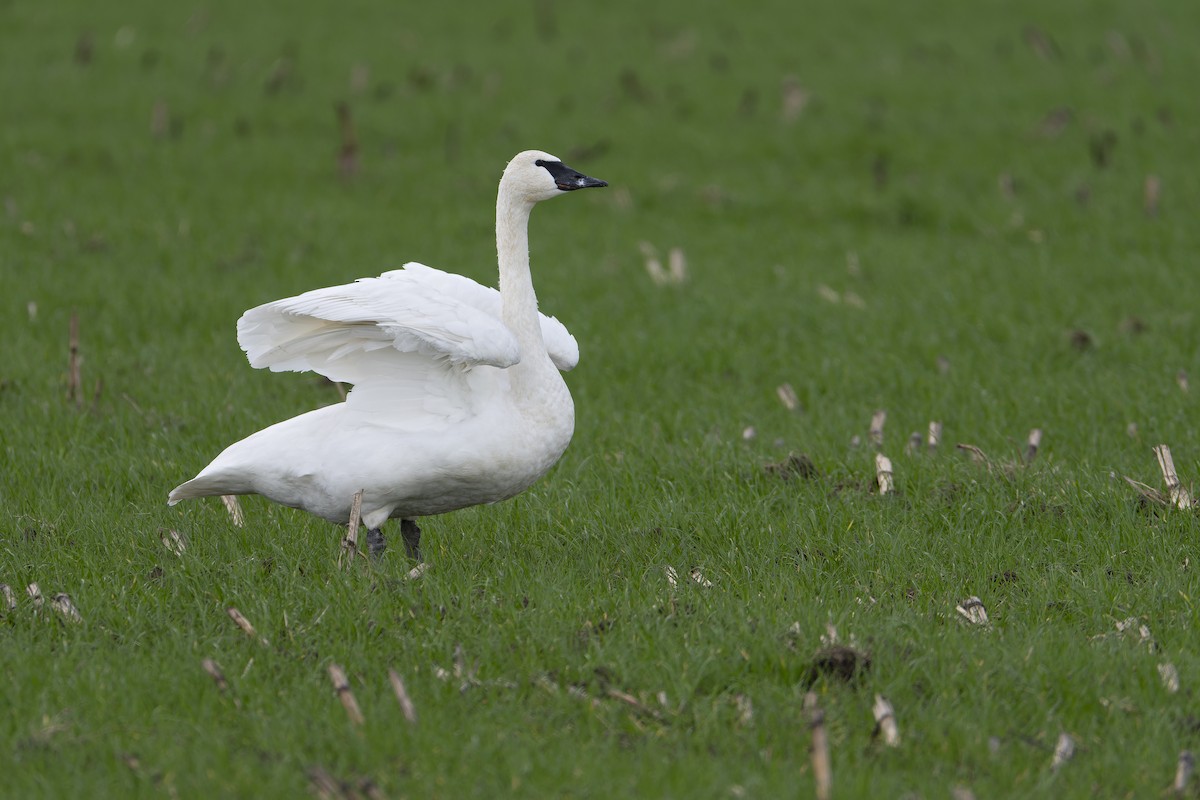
(366, 527, 387, 558)
(400, 519, 422, 562)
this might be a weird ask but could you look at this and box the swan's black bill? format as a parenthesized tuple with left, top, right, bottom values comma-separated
(537, 159, 608, 191)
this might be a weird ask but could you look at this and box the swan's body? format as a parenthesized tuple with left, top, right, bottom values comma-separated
(169, 151, 606, 555)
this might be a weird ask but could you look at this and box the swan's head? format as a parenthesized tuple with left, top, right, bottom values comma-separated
(501, 150, 607, 204)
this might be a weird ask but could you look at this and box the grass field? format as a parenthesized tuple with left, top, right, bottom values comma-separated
(3, 0, 1200, 796)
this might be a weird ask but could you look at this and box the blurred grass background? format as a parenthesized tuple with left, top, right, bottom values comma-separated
(2, 0, 1199, 797)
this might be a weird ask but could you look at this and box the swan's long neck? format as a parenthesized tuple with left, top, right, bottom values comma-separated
(496, 191, 551, 373)
(493, 165, 574, 453)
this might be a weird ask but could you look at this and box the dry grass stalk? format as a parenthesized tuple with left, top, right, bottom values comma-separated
(67, 312, 82, 408)
(1024, 428, 1043, 462)
(328, 664, 364, 726)
(780, 75, 809, 122)
(1178, 370, 1190, 394)
(776, 382, 799, 411)
(357, 778, 386, 800)
(606, 688, 666, 722)
(805, 692, 832, 800)
(639, 241, 686, 286)
(1144, 174, 1161, 216)
(665, 565, 679, 588)
(565, 682, 603, 709)
(1122, 475, 1168, 506)
(221, 495, 245, 527)
(1051, 732, 1075, 770)
(453, 643, 468, 680)
(388, 669, 417, 724)
(956, 596, 989, 626)
(1175, 751, 1194, 794)
(873, 694, 900, 746)
(26, 583, 43, 608)
(689, 567, 713, 587)
(735, 693, 754, 726)
(905, 431, 922, 454)
(1111, 617, 1156, 651)
(667, 246, 688, 283)
(1159, 662, 1180, 693)
(843, 290, 865, 309)
(340, 489, 364, 568)
(869, 409, 886, 447)
(646, 259, 669, 286)
(875, 453, 894, 495)
(1135, 622, 1155, 648)
(643, 257, 667, 285)
(161, 529, 187, 556)
(201, 658, 229, 692)
(201, 658, 241, 708)
(405, 562, 428, 580)
(534, 674, 560, 695)
(442, 645, 480, 692)
(928, 421, 942, 452)
(226, 606, 267, 645)
(28, 712, 71, 746)
(1, 584, 16, 611)
(956, 443, 991, 468)
(607, 186, 633, 210)
(349, 62, 370, 93)
(1154, 444, 1192, 509)
(335, 101, 358, 179)
(307, 766, 351, 800)
(845, 250, 861, 277)
(151, 100, 169, 138)
(50, 593, 82, 623)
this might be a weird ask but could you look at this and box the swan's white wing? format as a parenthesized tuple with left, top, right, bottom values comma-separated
(237, 267, 529, 427)
(237, 267, 523, 385)
(238, 264, 578, 388)
(386, 263, 580, 371)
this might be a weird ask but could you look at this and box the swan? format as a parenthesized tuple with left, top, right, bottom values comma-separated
(168, 150, 607, 560)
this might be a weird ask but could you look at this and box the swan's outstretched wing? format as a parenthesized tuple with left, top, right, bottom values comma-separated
(238, 267, 515, 381)
(237, 263, 578, 387)
(383, 263, 579, 371)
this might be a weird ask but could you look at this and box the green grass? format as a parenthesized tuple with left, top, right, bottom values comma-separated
(3, 0, 1200, 796)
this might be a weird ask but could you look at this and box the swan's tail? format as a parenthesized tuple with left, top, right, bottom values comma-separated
(168, 475, 243, 505)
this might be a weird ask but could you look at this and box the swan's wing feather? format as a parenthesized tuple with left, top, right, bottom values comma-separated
(236, 268, 523, 387)
(541, 313, 579, 372)
(384, 262, 579, 371)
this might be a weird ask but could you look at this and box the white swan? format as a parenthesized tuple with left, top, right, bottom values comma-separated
(168, 150, 606, 559)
